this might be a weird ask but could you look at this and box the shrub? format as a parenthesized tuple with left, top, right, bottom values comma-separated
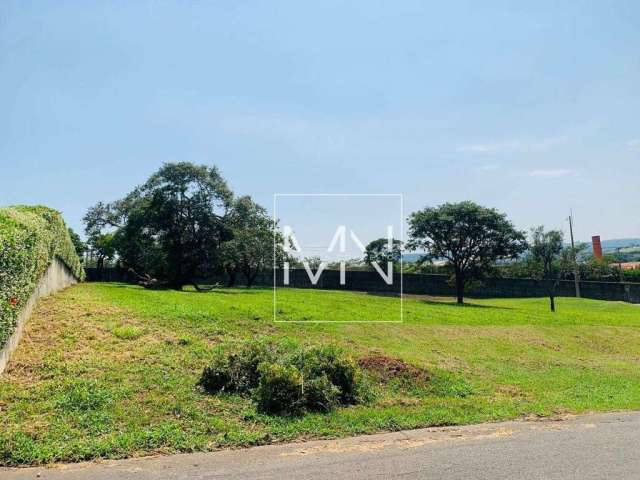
(198, 338, 288, 394)
(303, 373, 340, 413)
(290, 345, 361, 404)
(199, 351, 232, 394)
(199, 339, 367, 415)
(253, 363, 304, 415)
(0, 206, 84, 349)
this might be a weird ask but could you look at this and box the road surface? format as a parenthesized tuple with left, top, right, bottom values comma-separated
(3, 411, 639, 479)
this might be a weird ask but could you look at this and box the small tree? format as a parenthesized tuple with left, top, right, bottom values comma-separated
(88, 233, 117, 270)
(408, 201, 527, 304)
(364, 238, 402, 267)
(528, 226, 575, 312)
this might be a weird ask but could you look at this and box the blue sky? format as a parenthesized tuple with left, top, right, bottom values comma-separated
(1, 1, 639, 243)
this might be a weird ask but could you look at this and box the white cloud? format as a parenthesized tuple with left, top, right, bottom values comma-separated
(627, 139, 640, 151)
(477, 164, 499, 171)
(528, 168, 574, 178)
(458, 136, 568, 154)
(458, 141, 522, 154)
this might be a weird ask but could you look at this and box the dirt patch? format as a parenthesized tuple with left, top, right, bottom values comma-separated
(357, 355, 429, 383)
(496, 385, 528, 399)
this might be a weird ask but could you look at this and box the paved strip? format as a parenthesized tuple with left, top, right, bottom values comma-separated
(3, 411, 639, 479)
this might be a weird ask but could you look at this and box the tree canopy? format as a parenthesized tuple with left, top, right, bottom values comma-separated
(84, 162, 234, 289)
(408, 201, 527, 304)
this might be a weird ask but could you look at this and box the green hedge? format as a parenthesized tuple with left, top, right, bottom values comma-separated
(623, 268, 640, 283)
(0, 206, 84, 349)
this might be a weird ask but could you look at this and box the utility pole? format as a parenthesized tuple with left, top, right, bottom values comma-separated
(616, 247, 625, 282)
(568, 210, 581, 298)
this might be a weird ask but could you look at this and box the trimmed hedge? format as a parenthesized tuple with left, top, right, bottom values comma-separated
(0, 206, 84, 349)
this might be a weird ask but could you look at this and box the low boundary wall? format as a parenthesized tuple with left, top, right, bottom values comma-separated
(85, 268, 640, 304)
(0, 258, 78, 375)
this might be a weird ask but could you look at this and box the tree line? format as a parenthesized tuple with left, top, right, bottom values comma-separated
(80, 161, 591, 312)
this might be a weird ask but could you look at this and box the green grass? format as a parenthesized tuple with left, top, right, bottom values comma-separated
(110, 325, 145, 340)
(1, 283, 639, 465)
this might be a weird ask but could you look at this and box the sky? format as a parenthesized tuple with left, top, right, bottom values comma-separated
(1, 0, 639, 245)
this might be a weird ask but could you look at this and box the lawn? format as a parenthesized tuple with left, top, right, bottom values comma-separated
(1, 282, 640, 465)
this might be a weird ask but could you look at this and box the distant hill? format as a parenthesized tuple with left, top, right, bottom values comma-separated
(402, 253, 423, 263)
(402, 239, 640, 264)
(584, 238, 640, 253)
(603, 238, 640, 252)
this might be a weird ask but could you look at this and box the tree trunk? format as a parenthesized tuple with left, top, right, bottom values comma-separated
(549, 295, 556, 312)
(227, 270, 236, 287)
(454, 268, 464, 305)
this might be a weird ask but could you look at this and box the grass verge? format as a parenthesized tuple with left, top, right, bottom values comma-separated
(1, 283, 639, 465)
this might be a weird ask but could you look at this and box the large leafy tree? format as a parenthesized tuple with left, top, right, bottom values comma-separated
(220, 196, 283, 287)
(408, 201, 527, 304)
(84, 162, 233, 289)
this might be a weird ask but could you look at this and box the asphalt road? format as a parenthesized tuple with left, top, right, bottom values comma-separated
(3, 411, 640, 480)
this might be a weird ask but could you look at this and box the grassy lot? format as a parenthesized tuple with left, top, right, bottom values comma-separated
(1, 283, 640, 465)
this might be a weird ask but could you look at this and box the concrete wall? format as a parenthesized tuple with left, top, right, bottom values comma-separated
(0, 258, 78, 375)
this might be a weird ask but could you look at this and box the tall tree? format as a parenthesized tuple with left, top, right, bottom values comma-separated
(84, 162, 233, 289)
(408, 201, 527, 304)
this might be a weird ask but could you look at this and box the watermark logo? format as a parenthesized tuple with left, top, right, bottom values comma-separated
(273, 194, 403, 323)
(282, 225, 397, 286)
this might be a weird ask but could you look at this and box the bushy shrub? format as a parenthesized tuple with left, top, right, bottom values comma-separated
(199, 339, 367, 415)
(253, 363, 304, 415)
(0, 206, 85, 349)
(199, 352, 232, 394)
(290, 345, 361, 404)
(303, 373, 340, 413)
(198, 338, 285, 394)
